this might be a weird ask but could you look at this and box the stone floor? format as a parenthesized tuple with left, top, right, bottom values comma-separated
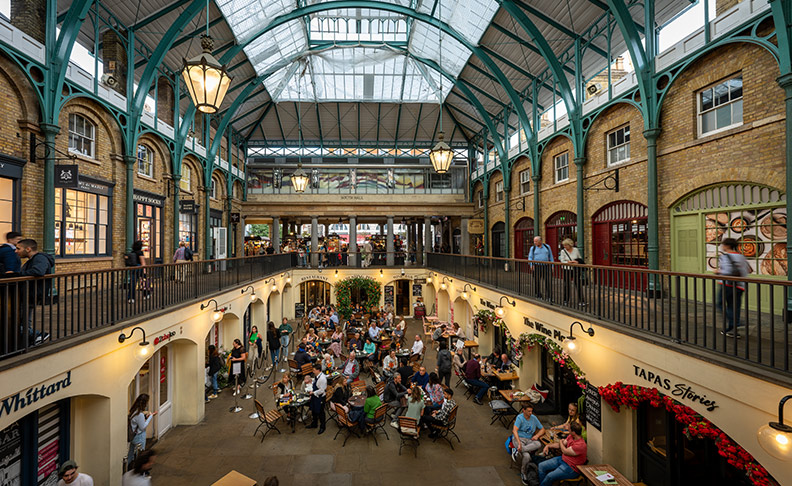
(151, 319, 562, 485)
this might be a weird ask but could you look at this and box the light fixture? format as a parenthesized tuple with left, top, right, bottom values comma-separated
(429, 0, 454, 174)
(462, 283, 476, 300)
(495, 296, 515, 318)
(334, 269, 339, 279)
(118, 327, 150, 359)
(291, 162, 309, 193)
(440, 276, 452, 290)
(427, 273, 434, 283)
(564, 321, 595, 355)
(379, 269, 384, 278)
(758, 395, 792, 460)
(265, 278, 277, 292)
(241, 285, 257, 302)
(401, 268, 406, 276)
(181, 0, 233, 115)
(201, 299, 225, 323)
(286, 274, 292, 284)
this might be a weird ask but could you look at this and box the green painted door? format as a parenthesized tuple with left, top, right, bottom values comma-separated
(672, 215, 705, 301)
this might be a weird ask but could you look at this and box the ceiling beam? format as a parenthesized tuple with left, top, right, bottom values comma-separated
(130, 0, 194, 31)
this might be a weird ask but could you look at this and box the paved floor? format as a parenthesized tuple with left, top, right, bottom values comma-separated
(151, 319, 562, 485)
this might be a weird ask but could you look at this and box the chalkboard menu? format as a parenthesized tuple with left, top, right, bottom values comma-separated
(384, 285, 394, 304)
(412, 284, 422, 296)
(294, 302, 305, 319)
(585, 383, 602, 431)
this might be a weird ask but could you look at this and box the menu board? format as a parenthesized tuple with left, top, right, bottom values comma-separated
(295, 302, 305, 319)
(585, 383, 602, 431)
(412, 284, 422, 296)
(384, 286, 394, 305)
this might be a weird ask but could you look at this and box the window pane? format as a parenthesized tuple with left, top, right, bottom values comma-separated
(716, 104, 731, 128)
(701, 89, 713, 111)
(732, 99, 743, 125)
(608, 132, 615, 148)
(702, 110, 716, 133)
(730, 77, 743, 99)
(714, 82, 729, 106)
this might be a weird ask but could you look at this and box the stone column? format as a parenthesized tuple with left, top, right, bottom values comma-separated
(311, 216, 319, 267)
(349, 216, 357, 267)
(424, 217, 432, 262)
(461, 217, 470, 255)
(417, 223, 424, 265)
(386, 215, 395, 266)
(272, 216, 280, 253)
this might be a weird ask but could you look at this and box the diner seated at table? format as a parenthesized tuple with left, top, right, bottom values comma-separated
(393, 317, 406, 346)
(411, 335, 424, 357)
(498, 354, 512, 372)
(538, 422, 587, 486)
(362, 337, 378, 363)
(382, 349, 398, 378)
(463, 354, 489, 405)
(411, 366, 430, 389)
(321, 353, 335, 372)
(511, 402, 546, 484)
(551, 403, 584, 439)
(424, 388, 456, 439)
(396, 358, 413, 384)
(368, 322, 382, 340)
(423, 373, 444, 416)
(431, 324, 446, 345)
(404, 385, 425, 430)
(383, 373, 408, 426)
(306, 327, 318, 344)
(361, 385, 383, 432)
(341, 351, 360, 384)
(308, 306, 322, 323)
(276, 373, 293, 395)
(453, 348, 466, 375)
(327, 307, 339, 330)
(452, 323, 466, 350)
(330, 382, 351, 413)
(347, 332, 362, 353)
(295, 344, 313, 368)
(487, 347, 502, 366)
(328, 329, 344, 357)
(302, 375, 314, 394)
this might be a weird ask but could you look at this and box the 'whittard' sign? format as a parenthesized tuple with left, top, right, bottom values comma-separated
(0, 371, 72, 419)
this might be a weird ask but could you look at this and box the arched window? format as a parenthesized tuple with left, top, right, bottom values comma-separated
(544, 211, 577, 260)
(592, 201, 648, 268)
(137, 145, 154, 178)
(68, 114, 95, 158)
(514, 217, 535, 259)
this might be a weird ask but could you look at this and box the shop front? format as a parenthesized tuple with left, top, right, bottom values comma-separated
(127, 343, 173, 440)
(592, 201, 648, 289)
(544, 211, 577, 260)
(300, 280, 332, 308)
(514, 217, 535, 259)
(133, 190, 165, 263)
(491, 221, 505, 258)
(178, 199, 198, 252)
(0, 153, 25, 236)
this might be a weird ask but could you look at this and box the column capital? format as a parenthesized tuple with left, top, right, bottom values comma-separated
(573, 156, 586, 166)
(39, 123, 60, 137)
(643, 128, 662, 141)
(777, 73, 792, 91)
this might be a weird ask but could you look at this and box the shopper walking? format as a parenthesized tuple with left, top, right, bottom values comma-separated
(127, 394, 156, 468)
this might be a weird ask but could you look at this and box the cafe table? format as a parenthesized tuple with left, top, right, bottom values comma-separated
(577, 464, 633, 486)
(483, 368, 520, 382)
(463, 340, 479, 359)
(348, 393, 366, 409)
(278, 393, 311, 433)
(498, 389, 535, 413)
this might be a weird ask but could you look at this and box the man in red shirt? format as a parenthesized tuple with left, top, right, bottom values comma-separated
(537, 422, 586, 486)
(462, 353, 489, 404)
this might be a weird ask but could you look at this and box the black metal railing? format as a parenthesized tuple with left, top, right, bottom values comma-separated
(427, 253, 792, 375)
(290, 251, 423, 268)
(0, 254, 292, 360)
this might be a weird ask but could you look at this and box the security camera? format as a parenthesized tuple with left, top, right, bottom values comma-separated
(101, 73, 118, 88)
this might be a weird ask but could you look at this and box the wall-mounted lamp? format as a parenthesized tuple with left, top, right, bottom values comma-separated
(758, 395, 792, 460)
(440, 276, 452, 290)
(201, 298, 226, 323)
(265, 278, 277, 292)
(241, 285, 257, 302)
(334, 269, 339, 279)
(462, 283, 477, 300)
(495, 296, 516, 318)
(427, 272, 434, 283)
(401, 268, 405, 276)
(379, 269, 384, 278)
(285, 274, 292, 284)
(118, 326, 150, 359)
(564, 321, 595, 355)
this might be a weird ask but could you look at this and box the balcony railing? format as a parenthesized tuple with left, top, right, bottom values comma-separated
(427, 253, 792, 377)
(0, 254, 292, 361)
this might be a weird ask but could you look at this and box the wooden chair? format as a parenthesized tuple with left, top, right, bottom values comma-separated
(331, 374, 345, 388)
(300, 363, 314, 380)
(559, 477, 584, 485)
(397, 416, 420, 457)
(287, 358, 300, 376)
(332, 403, 360, 447)
(430, 405, 461, 449)
(253, 399, 283, 441)
(350, 380, 367, 395)
(374, 381, 385, 398)
(364, 404, 390, 446)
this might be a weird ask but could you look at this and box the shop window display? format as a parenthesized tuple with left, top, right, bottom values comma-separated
(705, 208, 786, 276)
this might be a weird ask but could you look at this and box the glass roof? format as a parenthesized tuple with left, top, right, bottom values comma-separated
(216, 0, 499, 103)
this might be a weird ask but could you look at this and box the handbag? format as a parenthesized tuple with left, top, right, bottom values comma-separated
(562, 249, 589, 286)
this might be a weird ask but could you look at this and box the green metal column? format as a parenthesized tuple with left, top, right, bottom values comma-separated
(778, 74, 792, 296)
(172, 174, 181, 249)
(644, 128, 662, 274)
(503, 186, 511, 258)
(125, 155, 136, 252)
(41, 124, 59, 255)
(574, 157, 586, 259)
(204, 182, 211, 259)
(532, 174, 541, 236)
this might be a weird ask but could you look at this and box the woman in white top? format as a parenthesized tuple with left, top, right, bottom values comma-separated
(558, 238, 586, 306)
(127, 394, 156, 467)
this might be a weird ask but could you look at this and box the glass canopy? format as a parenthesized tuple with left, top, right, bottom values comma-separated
(216, 0, 500, 103)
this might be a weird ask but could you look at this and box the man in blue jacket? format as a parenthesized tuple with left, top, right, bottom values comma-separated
(528, 236, 554, 300)
(0, 231, 22, 273)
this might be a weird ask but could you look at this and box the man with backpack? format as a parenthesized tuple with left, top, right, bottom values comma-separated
(528, 236, 554, 300)
(716, 238, 749, 337)
(436, 341, 453, 387)
(15, 239, 55, 345)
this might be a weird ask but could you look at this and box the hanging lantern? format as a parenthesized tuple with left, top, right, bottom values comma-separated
(291, 162, 310, 193)
(429, 131, 454, 173)
(182, 35, 233, 114)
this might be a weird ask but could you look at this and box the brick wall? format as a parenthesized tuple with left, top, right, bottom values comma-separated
(537, 135, 577, 247)
(102, 30, 127, 97)
(10, 0, 45, 44)
(487, 171, 505, 256)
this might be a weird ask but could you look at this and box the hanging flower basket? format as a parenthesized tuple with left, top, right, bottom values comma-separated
(518, 332, 588, 388)
(335, 276, 382, 320)
(599, 383, 775, 486)
(473, 308, 502, 332)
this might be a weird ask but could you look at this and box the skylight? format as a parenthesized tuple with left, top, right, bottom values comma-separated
(216, 0, 500, 103)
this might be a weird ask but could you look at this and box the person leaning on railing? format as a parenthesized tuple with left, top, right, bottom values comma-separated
(528, 236, 554, 300)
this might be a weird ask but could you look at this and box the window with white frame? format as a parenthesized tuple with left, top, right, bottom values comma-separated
(180, 165, 192, 192)
(137, 145, 154, 178)
(519, 169, 531, 194)
(495, 181, 504, 202)
(698, 76, 743, 136)
(477, 191, 484, 208)
(68, 114, 95, 158)
(607, 125, 631, 166)
(210, 178, 218, 199)
(554, 152, 569, 183)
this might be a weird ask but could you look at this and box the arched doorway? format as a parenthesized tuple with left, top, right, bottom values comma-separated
(437, 289, 450, 322)
(491, 222, 506, 258)
(514, 217, 535, 259)
(592, 201, 648, 289)
(544, 211, 577, 260)
(387, 279, 412, 317)
(299, 280, 331, 308)
(452, 297, 474, 339)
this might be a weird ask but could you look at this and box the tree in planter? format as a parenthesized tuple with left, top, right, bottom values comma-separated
(335, 276, 382, 320)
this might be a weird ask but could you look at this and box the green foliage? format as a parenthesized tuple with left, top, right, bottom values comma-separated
(335, 276, 382, 320)
(247, 224, 270, 238)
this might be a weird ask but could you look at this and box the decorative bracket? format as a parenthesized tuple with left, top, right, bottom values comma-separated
(584, 167, 619, 192)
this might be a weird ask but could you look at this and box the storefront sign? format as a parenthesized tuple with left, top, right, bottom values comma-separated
(230, 212, 240, 224)
(54, 164, 79, 188)
(413, 278, 426, 284)
(523, 317, 566, 342)
(179, 199, 197, 213)
(384, 285, 394, 305)
(479, 298, 496, 310)
(468, 219, 485, 234)
(295, 302, 305, 318)
(77, 177, 112, 196)
(297, 275, 329, 283)
(0, 154, 26, 179)
(0, 372, 72, 419)
(133, 190, 165, 207)
(585, 383, 602, 431)
(632, 365, 719, 411)
(153, 330, 176, 345)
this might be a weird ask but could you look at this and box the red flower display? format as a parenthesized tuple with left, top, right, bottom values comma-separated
(598, 383, 775, 486)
